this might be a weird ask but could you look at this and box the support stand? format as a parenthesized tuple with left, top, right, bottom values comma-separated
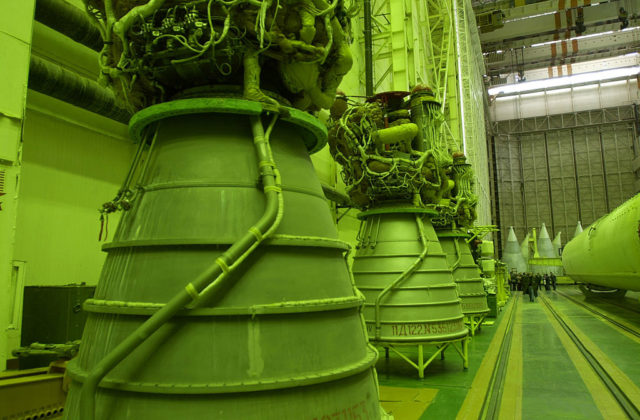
(465, 313, 487, 336)
(377, 336, 469, 378)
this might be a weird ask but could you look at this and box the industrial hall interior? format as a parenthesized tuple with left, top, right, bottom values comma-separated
(2, 0, 640, 419)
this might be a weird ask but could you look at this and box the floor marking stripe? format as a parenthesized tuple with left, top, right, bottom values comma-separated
(548, 297, 640, 407)
(456, 296, 517, 420)
(540, 298, 628, 419)
(498, 296, 522, 420)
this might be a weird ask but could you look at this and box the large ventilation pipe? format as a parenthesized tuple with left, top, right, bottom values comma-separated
(34, 0, 103, 52)
(28, 56, 131, 124)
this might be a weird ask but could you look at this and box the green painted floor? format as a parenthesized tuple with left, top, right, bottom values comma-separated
(376, 311, 504, 419)
(520, 294, 602, 420)
(376, 286, 640, 420)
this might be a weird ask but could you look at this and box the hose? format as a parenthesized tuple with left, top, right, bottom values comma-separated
(79, 113, 283, 420)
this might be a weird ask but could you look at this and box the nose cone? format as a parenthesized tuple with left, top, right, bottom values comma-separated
(574, 221, 583, 238)
(504, 226, 528, 273)
(537, 223, 555, 258)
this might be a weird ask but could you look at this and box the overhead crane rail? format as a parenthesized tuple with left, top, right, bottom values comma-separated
(540, 295, 640, 420)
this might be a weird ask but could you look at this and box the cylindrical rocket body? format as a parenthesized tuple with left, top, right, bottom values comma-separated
(562, 193, 640, 291)
(64, 104, 381, 419)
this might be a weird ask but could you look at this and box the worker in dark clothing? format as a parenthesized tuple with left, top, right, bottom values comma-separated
(544, 274, 551, 291)
(550, 273, 557, 290)
(532, 274, 541, 298)
(522, 273, 534, 302)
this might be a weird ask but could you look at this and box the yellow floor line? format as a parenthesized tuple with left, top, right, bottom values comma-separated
(456, 295, 517, 420)
(498, 295, 522, 420)
(558, 292, 640, 345)
(546, 297, 640, 407)
(540, 297, 628, 420)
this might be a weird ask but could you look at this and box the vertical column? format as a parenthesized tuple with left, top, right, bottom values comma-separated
(390, 0, 409, 91)
(0, 1, 36, 370)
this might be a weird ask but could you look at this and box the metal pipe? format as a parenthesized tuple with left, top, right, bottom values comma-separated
(633, 103, 640, 157)
(570, 130, 583, 222)
(363, 0, 374, 97)
(598, 128, 611, 212)
(556, 136, 569, 239)
(543, 132, 556, 236)
(79, 115, 284, 420)
(584, 132, 598, 220)
(35, 0, 103, 52)
(517, 138, 528, 232)
(28, 55, 131, 124)
(452, 0, 467, 154)
(489, 134, 502, 256)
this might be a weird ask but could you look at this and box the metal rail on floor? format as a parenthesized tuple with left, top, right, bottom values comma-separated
(586, 292, 640, 317)
(555, 290, 640, 340)
(541, 295, 640, 420)
(479, 294, 520, 420)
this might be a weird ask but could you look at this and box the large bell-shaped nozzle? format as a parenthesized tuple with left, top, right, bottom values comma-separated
(352, 208, 468, 343)
(437, 230, 489, 317)
(63, 101, 382, 419)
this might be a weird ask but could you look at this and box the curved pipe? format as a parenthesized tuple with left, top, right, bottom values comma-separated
(452, 237, 462, 270)
(79, 114, 283, 420)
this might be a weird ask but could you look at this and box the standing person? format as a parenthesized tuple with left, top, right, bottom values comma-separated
(532, 273, 541, 299)
(544, 274, 551, 291)
(523, 273, 534, 302)
(550, 272, 557, 290)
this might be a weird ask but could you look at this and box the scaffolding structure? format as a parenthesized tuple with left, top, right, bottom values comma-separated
(360, 0, 491, 225)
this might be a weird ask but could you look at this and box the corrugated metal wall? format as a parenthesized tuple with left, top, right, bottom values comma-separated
(493, 105, 639, 252)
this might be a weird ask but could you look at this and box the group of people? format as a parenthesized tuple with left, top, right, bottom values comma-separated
(509, 272, 557, 302)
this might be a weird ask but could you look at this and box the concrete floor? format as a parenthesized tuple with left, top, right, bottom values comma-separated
(377, 286, 640, 419)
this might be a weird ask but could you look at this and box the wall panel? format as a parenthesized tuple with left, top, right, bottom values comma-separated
(493, 105, 639, 252)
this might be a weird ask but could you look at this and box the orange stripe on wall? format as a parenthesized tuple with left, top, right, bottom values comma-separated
(584, 0, 591, 5)
(548, 67, 554, 78)
(559, 0, 565, 10)
(567, 64, 573, 75)
(561, 41, 568, 57)
(558, 66, 563, 77)
(550, 43, 557, 58)
(571, 0, 578, 8)
(565, 9, 573, 38)
(572, 39, 579, 54)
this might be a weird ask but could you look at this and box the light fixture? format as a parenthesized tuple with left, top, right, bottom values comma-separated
(488, 66, 640, 96)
